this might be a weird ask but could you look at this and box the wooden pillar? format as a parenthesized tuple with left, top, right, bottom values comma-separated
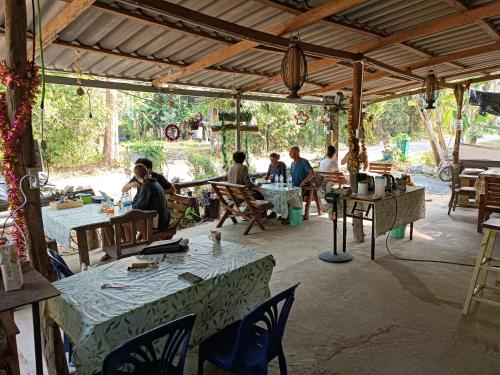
(350, 61, 364, 242)
(4, 2, 68, 374)
(453, 85, 465, 165)
(235, 93, 241, 151)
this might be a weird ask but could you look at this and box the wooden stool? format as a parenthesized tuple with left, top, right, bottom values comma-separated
(463, 217, 500, 315)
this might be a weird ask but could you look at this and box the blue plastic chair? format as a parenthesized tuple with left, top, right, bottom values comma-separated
(102, 314, 196, 375)
(198, 284, 299, 375)
(47, 249, 74, 364)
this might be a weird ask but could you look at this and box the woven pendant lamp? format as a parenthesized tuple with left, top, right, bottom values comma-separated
(423, 69, 438, 109)
(281, 36, 308, 99)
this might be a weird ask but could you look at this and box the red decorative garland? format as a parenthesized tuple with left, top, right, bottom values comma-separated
(0, 62, 40, 260)
(164, 123, 180, 142)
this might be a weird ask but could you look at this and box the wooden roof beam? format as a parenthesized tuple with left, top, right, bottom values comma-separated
(302, 39, 500, 96)
(245, 1, 500, 93)
(253, 0, 465, 70)
(27, 0, 96, 59)
(126, 0, 364, 84)
(367, 72, 500, 104)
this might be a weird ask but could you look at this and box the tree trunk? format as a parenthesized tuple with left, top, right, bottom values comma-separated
(103, 89, 118, 166)
(415, 97, 443, 166)
(4, 1, 68, 374)
(435, 120, 448, 158)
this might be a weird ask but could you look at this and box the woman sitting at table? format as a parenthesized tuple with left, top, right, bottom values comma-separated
(133, 164, 170, 230)
(227, 151, 263, 200)
(264, 152, 287, 183)
(320, 145, 339, 172)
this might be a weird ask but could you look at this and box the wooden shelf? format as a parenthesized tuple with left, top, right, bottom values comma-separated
(211, 124, 259, 132)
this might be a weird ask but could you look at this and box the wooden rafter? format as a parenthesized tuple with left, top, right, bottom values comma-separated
(252, 0, 465, 70)
(367, 72, 500, 104)
(442, 0, 500, 41)
(245, 1, 500, 93)
(302, 38, 500, 96)
(137, 0, 364, 84)
(27, 0, 96, 59)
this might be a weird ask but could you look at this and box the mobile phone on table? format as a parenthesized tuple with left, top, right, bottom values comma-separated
(178, 272, 203, 284)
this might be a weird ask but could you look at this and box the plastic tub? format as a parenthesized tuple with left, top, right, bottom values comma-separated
(389, 225, 407, 239)
(289, 207, 303, 227)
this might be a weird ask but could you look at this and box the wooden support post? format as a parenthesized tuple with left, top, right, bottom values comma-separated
(4, 2, 68, 374)
(235, 93, 241, 151)
(330, 110, 339, 162)
(350, 61, 364, 242)
(453, 85, 465, 165)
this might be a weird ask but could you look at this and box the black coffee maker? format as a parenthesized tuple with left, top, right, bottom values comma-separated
(357, 173, 375, 192)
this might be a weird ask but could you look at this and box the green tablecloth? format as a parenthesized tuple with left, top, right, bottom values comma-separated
(45, 235, 275, 375)
(259, 183, 301, 217)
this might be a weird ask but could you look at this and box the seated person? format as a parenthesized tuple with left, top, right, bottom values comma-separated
(264, 152, 287, 183)
(122, 158, 175, 203)
(290, 146, 315, 189)
(320, 145, 339, 172)
(227, 151, 263, 200)
(281, 146, 315, 224)
(133, 164, 170, 230)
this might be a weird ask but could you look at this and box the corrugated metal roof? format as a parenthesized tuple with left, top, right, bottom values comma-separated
(1, 0, 500, 102)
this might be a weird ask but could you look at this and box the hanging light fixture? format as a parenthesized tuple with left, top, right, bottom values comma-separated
(281, 35, 308, 99)
(423, 68, 439, 110)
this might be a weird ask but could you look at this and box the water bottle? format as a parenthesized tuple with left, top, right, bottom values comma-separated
(278, 173, 283, 185)
(288, 175, 292, 188)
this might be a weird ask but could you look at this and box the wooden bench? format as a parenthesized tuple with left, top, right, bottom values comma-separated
(209, 181, 273, 235)
(317, 171, 346, 188)
(477, 176, 500, 233)
(152, 193, 192, 241)
(368, 162, 393, 175)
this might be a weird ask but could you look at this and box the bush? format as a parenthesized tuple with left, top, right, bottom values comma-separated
(186, 148, 221, 181)
(418, 151, 436, 166)
(127, 141, 167, 171)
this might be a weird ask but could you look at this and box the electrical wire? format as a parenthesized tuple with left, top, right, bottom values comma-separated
(1, 176, 30, 247)
(384, 193, 474, 267)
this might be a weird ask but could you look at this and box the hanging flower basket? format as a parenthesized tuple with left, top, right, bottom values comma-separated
(218, 111, 252, 123)
(184, 113, 204, 130)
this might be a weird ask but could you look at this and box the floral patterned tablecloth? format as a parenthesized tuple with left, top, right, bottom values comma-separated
(259, 183, 301, 217)
(41, 204, 116, 248)
(45, 235, 275, 375)
(348, 186, 426, 236)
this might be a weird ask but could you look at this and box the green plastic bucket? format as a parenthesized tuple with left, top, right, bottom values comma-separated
(389, 225, 407, 239)
(289, 207, 303, 227)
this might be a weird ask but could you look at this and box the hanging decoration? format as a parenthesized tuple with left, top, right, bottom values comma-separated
(221, 127, 229, 169)
(0, 62, 40, 259)
(359, 114, 369, 170)
(423, 68, 439, 110)
(168, 81, 175, 108)
(244, 131, 250, 167)
(346, 109, 361, 175)
(73, 52, 85, 96)
(183, 112, 204, 130)
(230, 73, 237, 108)
(281, 35, 308, 99)
(323, 92, 348, 113)
(164, 123, 181, 142)
(87, 89, 93, 118)
(294, 110, 309, 126)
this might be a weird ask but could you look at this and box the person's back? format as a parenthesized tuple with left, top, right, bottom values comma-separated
(227, 163, 251, 186)
(319, 158, 338, 172)
(134, 178, 170, 230)
(320, 145, 339, 172)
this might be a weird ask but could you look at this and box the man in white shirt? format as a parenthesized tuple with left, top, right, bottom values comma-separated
(319, 145, 339, 172)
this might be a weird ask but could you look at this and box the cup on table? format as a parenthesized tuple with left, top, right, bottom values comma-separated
(106, 207, 114, 215)
(209, 230, 221, 242)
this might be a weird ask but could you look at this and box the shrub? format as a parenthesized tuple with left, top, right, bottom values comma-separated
(186, 149, 221, 181)
(127, 141, 167, 171)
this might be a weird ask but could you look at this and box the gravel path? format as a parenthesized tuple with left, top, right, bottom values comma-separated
(411, 173, 450, 195)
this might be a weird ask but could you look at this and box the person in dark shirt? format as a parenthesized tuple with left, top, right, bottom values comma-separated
(122, 158, 175, 203)
(264, 153, 287, 183)
(133, 164, 170, 230)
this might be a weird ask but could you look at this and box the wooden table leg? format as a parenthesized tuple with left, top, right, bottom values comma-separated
(76, 228, 90, 267)
(371, 209, 375, 260)
(32, 302, 43, 375)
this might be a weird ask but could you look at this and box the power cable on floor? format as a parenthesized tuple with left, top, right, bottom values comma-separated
(384, 194, 474, 267)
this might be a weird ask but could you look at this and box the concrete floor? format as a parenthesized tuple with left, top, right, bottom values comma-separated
(15, 195, 500, 374)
